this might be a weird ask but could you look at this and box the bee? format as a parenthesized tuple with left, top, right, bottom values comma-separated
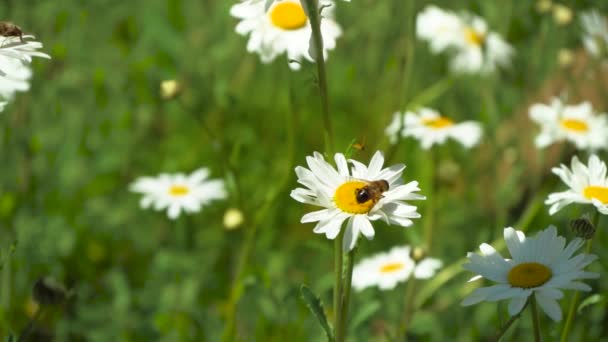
(355, 179, 389, 204)
(0, 21, 24, 42)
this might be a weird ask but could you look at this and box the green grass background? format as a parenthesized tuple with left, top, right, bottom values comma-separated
(0, 0, 607, 340)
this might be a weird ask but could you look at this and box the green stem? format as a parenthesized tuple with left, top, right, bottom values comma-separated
(337, 247, 356, 341)
(17, 306, 45, 342)
(303, 0, 333, 153)
(333, 232, 344, 341)
(559, 212, 598, 342)
(494, 300, 529, 341)
(397, 278, 417, 341)
(530, 296, 542, 342)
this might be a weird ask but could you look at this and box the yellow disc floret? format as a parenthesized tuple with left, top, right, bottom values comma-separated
(379, 262, 405, 274)
(507, 262, 552, 288)
(583, 185, 608, 204)
(422, 116, 454, 129)
(270, 2, 308, 30)
(560, 118, 589, 132)
(334, 181, 376, 214)
(464, 27, 485, 46)
(169, 185, 190, 197)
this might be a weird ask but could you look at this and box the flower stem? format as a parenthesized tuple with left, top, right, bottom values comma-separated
(337, 247, 356, 341)
(560, 211, 598, 342)
(303, 0, 334, 153)
(397, 278, 417, 341)
(423, 149, 436, 251)
(333, 232, 344, 341)
(530, 296, 542, 342)
(494, 300, 529, 341)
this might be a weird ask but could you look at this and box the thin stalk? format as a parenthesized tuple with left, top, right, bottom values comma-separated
(559, 211, 598, 342)
(303, 0, 333, 153)
(494, 300, 529, 341)
(397, 278, 417, 341)
(423, 149, 436, 251)
(530, 296, 542, 342)
(337, 247, 356, 341)
(17, 306, 45, 342)
(333, 232, 344, 340)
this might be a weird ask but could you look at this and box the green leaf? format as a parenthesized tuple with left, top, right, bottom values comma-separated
(300, 285, 334, 341)
(577, 294, 604, 314)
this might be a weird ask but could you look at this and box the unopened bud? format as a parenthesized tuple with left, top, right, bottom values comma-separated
(570, 216, 595, 239)
(223, 208, 244, 230)
(410, 247, 427, 262)
(536, 0, 552, 13)
(558, 49, 574, 67)
(33, 277, 68, 306)
(553, 5, 572, 25)
(160, 79, 181, 100)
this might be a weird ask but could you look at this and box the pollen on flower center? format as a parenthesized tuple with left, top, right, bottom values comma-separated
(269, 2, 308, 30)
(422, 116, 454, 129)
(169, 185, 190, 197)
(583, 185, 608, 204)
(464, 27, 485, 46)
(560, 118, 589, 132)
(334, 181, 377, 214)
(507, 262, 552, 288)
(379, 262, 405, 273)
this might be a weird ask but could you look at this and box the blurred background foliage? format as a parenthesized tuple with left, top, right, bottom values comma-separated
(0, 0, 607, 340)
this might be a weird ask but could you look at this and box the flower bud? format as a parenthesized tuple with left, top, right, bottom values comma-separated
(223, 208, 244, 230)
(410, 246, 427, 262)
(33, 277, 68, 306)
(553, 5, 572, 25)
(160, 79, 181, 100)
(570, 216, 595, 240)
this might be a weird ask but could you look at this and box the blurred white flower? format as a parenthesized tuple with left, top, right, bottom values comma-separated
(546, 154, 608, 215)
(0, 35, 50, 66)
(384, 111, 403, 144)
(529, 98, 608, 151)
(290, 151, 425, 251)
(230, 0, 342, 70)
(462, 226, 598, 322)
(352, 245, 442, 291)
(580, 10, 608, 59)
(130, 168, 226, 220)
(399, 108, 483, 149)
(416, 6, 513, 74)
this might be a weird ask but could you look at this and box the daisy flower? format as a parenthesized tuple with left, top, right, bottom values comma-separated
(129, 168, 226, 220)
(0, 35, 50, 67)
(401, 108, 483, 149)
(352, 245, 442, 291)
(0, 55, 33, 100)
(529, 97, 608, 151)
(384, 111, 403, 144)
(290, 151, 425, 251)
(230, 0, 342, 70)
(416, 6, 513, 74)
(462, 226, 598, 321)
(580, 10, 608, 59)
(546, 154, 608, 215)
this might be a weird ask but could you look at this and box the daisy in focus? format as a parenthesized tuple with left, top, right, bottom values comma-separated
(462, 226, 598, 321)
(529, 97, 608, 151)
(388, 108, 482, 149)
(130, 168, 226, 220)
(290, 151, 425, 251)
(352, 245, 442, 291)
(546, 154, 608, 215)
(416, 6, 513, 74)
(580, 10, 608, 59)
(230, 0, 342, 70)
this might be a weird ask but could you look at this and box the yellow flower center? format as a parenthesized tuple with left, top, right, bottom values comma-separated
(560, 118, 589, 132)
(464, 27, 485, 46)
(422, 116, 454, 129)
(379, 262, 405, 274)
(583, 186, 608, 204)
(169, 185, 190, 197)
(269, 2, 308, 30)
(507, 262, 552, 288)
(334, 181, 376, 214)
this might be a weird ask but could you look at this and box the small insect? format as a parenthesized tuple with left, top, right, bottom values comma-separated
(355, 179, 389, 204)
(0, 21, 24, 42)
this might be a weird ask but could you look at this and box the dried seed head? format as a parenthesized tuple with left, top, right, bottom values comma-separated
(570, 216, 595, 240)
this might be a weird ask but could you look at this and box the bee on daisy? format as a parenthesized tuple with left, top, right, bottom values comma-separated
(386, 108, 483, 149)
(546, 154, 608, 215)
(352, 245, 442, 291)
(290, 151, 425, 251)
(529, 97, 608, 151)
(462, 226, 598, 322)
(129, 168, 227, 220)
(230, 0, 342, 70)
(416, 6, 513, 74)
